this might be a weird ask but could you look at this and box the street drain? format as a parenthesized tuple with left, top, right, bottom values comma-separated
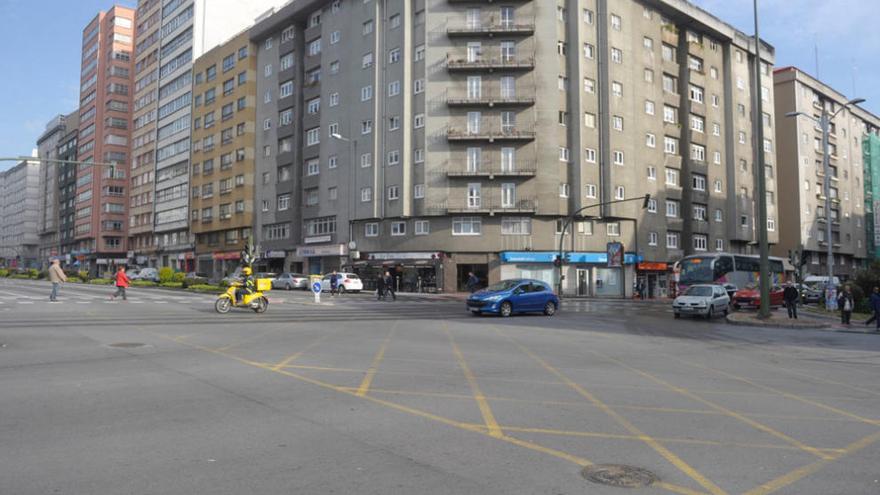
(581, 464, 658, 488)
(108, 342, 147, 348)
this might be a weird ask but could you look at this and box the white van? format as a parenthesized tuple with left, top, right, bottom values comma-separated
(803, 275, 840, 287)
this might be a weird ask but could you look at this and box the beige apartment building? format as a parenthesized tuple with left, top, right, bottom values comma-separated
(251, 0, 777, 297)
(74, 5, 136, 276)
(772, 67, 880, 279)
(190, 30, 258, 279)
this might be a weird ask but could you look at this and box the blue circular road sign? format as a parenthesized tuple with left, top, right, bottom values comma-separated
(312, 281, 322, 294)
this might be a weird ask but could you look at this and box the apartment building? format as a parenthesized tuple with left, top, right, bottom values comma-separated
(0, 159, 41, 268)
(73, 6, 136, 276)
(36, 113, 75, 266)
(772, 67, 880, 279)
(250, 0, 776, 297)
(190, 30, 258, 278)
(130, 0, 289, 271)
(57, 113, 81, 261)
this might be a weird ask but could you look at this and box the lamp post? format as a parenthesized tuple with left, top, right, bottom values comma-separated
(556, 194, 650, 297)
(786, 97, 866, 301)
(330, 133, 358, 259)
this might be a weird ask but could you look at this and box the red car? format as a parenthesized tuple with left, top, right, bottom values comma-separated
(732, 285, 784, 309)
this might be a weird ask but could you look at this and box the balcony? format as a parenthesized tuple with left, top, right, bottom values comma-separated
(447, 126, 535, 142)
(430, 197, 538, 214)
(446, 91, 535, 108)
(445, 164, 537, 178)
(447, 22, 535, 37)
(446, 55, 535, 72)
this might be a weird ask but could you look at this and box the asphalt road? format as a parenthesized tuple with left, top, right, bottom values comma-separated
(2, 278, 879, 495)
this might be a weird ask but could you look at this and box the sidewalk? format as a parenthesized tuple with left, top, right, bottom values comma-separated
(726, 306, 880, 335)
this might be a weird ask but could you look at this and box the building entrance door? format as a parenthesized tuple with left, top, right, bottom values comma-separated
(577, 268, 590, 296)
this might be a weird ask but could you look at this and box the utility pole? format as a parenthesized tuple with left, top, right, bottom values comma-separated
(752, 0, 771, 319)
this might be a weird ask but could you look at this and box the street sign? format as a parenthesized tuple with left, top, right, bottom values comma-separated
(312, 281, 322, 303)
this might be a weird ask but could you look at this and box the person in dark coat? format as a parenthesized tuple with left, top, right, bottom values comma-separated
(865, 287, 880, 331)
(376, 273, 386, 300)
(783, 282, 799, 319)
(329, 270, 339, 296)
(466, 272, 480, 293)
(384, 271, 396, 301)
(837, 286, 854, 325)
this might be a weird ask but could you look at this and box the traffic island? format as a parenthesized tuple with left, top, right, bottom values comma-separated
(725, 311, 828, 329)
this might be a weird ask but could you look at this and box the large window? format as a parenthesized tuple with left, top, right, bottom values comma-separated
(453, 217, 482, 236)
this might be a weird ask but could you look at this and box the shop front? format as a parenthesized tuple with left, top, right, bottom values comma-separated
(210, 251, 241, 279)
(260, 250, 289, 274)
(499, 251, 640, 298)
(350, 252, 444, 293)
(296, 244, 348, 277)
(635, 262, 670, 299)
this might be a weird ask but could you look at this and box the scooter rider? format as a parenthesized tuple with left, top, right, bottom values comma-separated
(236, 266, 256, 303)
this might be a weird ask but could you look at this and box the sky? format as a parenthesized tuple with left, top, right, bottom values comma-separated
(0, 0, 878, 171)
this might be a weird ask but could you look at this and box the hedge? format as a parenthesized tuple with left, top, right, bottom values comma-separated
(159, 282, 184, 288)
(130, 280, 158, 287)
(88, 278, 113, 285)
(185, 284, 225, 293)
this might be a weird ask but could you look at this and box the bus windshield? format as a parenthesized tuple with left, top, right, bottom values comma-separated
(678, 257, 715, 284)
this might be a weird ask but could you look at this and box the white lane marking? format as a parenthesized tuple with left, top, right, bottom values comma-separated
(19, 301, 34, 305)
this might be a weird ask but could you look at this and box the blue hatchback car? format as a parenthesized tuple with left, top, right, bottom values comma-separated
(466, 279, 559, 317)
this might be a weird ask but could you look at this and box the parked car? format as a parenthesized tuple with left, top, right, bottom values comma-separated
(273, 273, 309, 290)
(732, 285, 784, 309)
(132, 267, 159, 282)
(256, 272, 277, 280)
(672, 284, 730, 319)
(800, 286, 822, 304)
(466, 279, 559, 317)
(321, 272, 363, 293)
(184, 272, 210, 285)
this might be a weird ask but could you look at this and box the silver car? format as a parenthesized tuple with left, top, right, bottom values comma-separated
(673, 284, 730, 319)
(272, 272, 309, 290)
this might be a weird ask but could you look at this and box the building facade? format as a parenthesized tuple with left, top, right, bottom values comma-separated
(190, 30, 258, 279)
(772, 67, 880, 279)
(0, 159, 42, 268)
(36, 114, 74, 266)
(74, 6, 136, 276)
(249, 0, 777, 297)
(56, 114, 81, 262)
(130, 0, 290, 271)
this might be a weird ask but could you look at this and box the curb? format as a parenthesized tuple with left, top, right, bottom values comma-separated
(724, 314, 828, 329)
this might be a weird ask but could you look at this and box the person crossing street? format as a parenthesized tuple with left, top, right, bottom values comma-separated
(110, 266, 130, 301)
(383, 271, 396, 301)
(48, 258, 67, 302)
(865, 286, 880, 331)
(783, 282, 799, 319)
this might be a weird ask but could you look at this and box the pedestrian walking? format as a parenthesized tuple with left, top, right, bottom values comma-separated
(865, 287, 880, 331)
(384, 271, 396, 301)
(783, 282, 799, 319)
(110, 266, 130, 301)
(329, 270, 339, 296)
(376, 273, 386, 300)
(466, 271, 480, 293)
(48, 258, 67, 302)
(837, 286, 854, 325)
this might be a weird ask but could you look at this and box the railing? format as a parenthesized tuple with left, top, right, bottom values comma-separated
(440, 197, 538, 214)
(447, 127, 536, 141)
(447, 22, 535, 36)
(446, 55, 535, 71)
(445, 163, 537, 177)
(445, 91, 535, 107)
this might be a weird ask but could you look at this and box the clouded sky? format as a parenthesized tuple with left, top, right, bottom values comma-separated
(0, 0, 877, 170)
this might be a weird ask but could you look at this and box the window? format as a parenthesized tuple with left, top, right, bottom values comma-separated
(647, 166, 656, 181)
(585, 184, 597, 198)
(414, 184, 425, 199)
(693, 174, 706, 191)
(643, 37, 653, 50)
(615, 186, 625, 200)
(387, 150, 400, 166)
(361, 85, 373, 101)
(585, 148, 597, 163)
(666, 200, 679, 218)
(693, 204, 707, 221)
(612, 115, 624, 131)
(583, 43, 594, 59)
(388, 185, 400, 200)
(613, 150, 624, 165)
(645, 100, 655, 115)
(388, 80, 400, 96)
(360, 187, 372, 202)
(648, 232, 658, 246)
(279, 80, 294, 98)
(666, 232, 679, 249)
(662, 43, 676, 62)
(306, 127, 320, 146)
(693, 234, 708, 251)
(606, 222, 620, 236)
(584, 77, 595, 93)
(363, 20, 374, 35)
(559, 147, 570, 162)
(391, 222, 406, 236)
(664, 136, 678, 155)
(414, 113, 425, 128)
(689, 84, 704, 103)
(584, 112, 596, 128)
(645, 133, 656, 148)
(307, 38, 321, 56)
(389, 48, 401, 64)
(690, 144, 706, 162)
(691, 114, 704, 133)
(612, 81, 622, 97)
(646, 198, 658, 213)
(611, 47, 622, 64)
(453, 217, 482, 236)
(663, 105, 677, 124)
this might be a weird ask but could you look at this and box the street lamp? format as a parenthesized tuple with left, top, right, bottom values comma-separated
(786, 97, 866, 303)
(556, 194, 651, 297)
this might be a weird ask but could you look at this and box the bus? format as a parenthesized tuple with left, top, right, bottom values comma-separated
(674, 253, 787, 295)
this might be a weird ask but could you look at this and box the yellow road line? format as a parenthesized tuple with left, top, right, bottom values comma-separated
(444, 322, 503, 438)
(270, 333, 332, 371)
(356, 322, 398, 397)
(495, 328, 727, 495)
(668, 356, 880, 426)
(742, 429, 880, 495)
(498, 425, 845, 454)
(591, 351, 836, 460)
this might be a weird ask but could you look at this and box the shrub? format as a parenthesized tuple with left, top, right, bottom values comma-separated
(0, 269, 8, 278)
(9, 274, 31, 279)
(88, 278, 113, 285)
(159, 281, 183, 288)
(172, 272, 185, 283)
(186, 284, 224, 293)
(36, 270, 48, 280)
(78, 270, 90, 282)
(131, 280, 158, 287)
(158, 267, 175, 284)
(27, 268, 39, 279)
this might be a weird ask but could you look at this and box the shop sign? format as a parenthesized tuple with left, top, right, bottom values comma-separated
(212, 252, 241, 261)
(502, 251, 642, 265)
(265, 250, 287, 259)
(607, 242, 624, 268)
(637, 262, 668, 271)
(304, 235, 332, 244)
(177, 253, 185, 260)
(366, 252, 440, 261)
(296, 244, 347, 257)
(500, 251, 556, 263)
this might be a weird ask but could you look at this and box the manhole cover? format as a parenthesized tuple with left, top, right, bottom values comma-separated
(581, 464, 658, 488)
(108, 342, 147, 348)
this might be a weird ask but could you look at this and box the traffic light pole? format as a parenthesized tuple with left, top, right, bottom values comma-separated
(556, 194, 650, 297)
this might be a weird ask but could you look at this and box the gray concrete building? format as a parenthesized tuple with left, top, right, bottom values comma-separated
(131, 0, 289, 270)
(772, 66, 880, 280)
(36, 113, 75, 266)
(250, 0, 777, 297)
(0, 158, 42, 268)
(56, 114, 80, 262)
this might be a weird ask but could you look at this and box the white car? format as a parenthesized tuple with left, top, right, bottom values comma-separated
(321, 272, 363, 293)
(672, 284, 730, 319)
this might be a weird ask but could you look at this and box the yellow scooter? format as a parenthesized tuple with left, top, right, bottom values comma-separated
(215, 278, 271, 314)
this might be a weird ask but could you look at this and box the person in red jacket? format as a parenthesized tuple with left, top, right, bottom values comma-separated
(110, 266, 131, 301)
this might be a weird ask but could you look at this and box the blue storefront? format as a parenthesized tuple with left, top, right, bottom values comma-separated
(499, 251, 641, 298)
